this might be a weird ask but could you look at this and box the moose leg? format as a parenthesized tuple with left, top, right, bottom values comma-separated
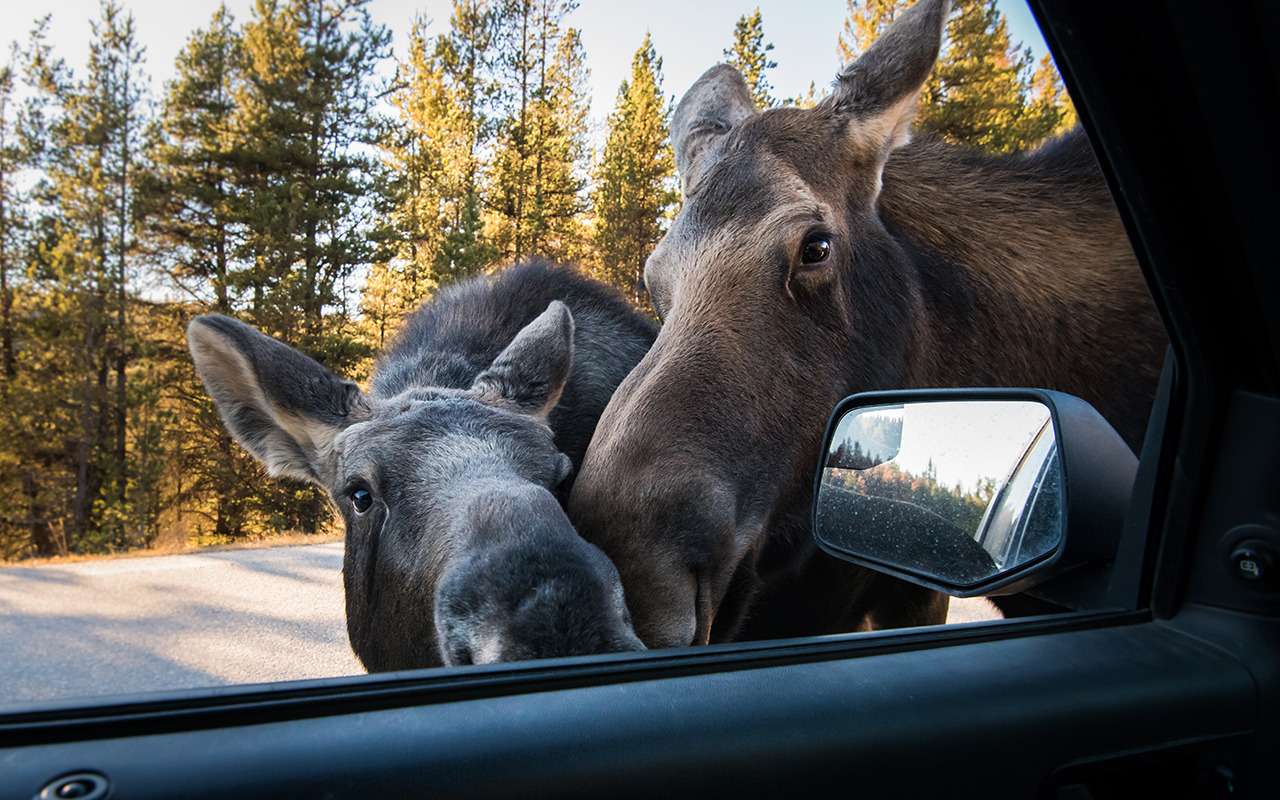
(863, 573, 950, 631)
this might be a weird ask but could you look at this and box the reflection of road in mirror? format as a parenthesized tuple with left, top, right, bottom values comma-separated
(825, 459, 995, 541)
(817, 479, 999, 585)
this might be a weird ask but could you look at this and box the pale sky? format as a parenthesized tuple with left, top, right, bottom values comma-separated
(830, 400, 1051, 493)
(5, 0, 1049, 141)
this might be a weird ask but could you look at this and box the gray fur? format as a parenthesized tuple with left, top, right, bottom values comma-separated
(186, 314, 370, 486)
(190, 261, 656, 670)
(571, 0, 1164, 649)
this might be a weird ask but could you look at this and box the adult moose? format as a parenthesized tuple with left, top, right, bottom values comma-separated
(570, 0, 1164, 650)
(189, 262, 655, 669)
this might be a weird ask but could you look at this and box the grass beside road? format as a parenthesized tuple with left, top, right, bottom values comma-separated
(3, 530, 344, 567)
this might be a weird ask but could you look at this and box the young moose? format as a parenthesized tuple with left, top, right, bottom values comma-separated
(570, 0, 1166, 650)
(189, 262, 655, 670)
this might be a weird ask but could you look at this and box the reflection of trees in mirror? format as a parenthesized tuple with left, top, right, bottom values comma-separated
(827, 414, 903, 470)
(824, 461, 996, 536)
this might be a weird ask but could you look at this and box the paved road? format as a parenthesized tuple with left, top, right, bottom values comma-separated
(0, 543, 362, 709)
(0, 543, 1000, 709)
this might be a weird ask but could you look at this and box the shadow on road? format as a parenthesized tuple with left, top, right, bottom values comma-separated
(0, 543, 362, 710)
(202, 543, 345, 584)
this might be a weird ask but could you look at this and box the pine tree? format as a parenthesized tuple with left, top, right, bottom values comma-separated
(489, 0, 536, 262)
(230, 0, 302, 333)
(0, 17, 72, 557)
(0, 44, 21, 388)
(836, 0, 902, 65)
(591, 34, 677, 307)
(142, 6, 264, 540)
(232, 0, 391, 534)
(789, 81, 823, 109)
(380, 18, 451, 313)
(47, 1, 149, 550)
(488, 0, 590, 263)
(0, 2, 151, 552)
(232, 0, 389, 358)
(1026, 53, 1077, 139)
(0, 42, 31, 555)
(57, 20, 113, 551)
(526, 24, 590, 261)
(838, 0, 1075, 153)
(917, 0, 1037, 153)
(144, 5, 242, 312)
(432, 0, 498, 281)
(435, 187, 493, 280)
(98, 2, 147, 536)
(356, 260, 404, 352)
(723, 8, 776, 108)
(377, 3, 497, 318)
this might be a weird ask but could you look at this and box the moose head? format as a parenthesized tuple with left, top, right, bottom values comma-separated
(189, 302, 642, 670)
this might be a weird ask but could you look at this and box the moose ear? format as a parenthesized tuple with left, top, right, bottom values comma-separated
(187, 314, 369, 486)
(671, 64, 758, 196)
(825, 0, 948, 167)
(470, 301, 574, 419)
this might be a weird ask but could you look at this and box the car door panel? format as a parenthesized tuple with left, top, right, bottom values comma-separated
(2, 617, 1260, 799)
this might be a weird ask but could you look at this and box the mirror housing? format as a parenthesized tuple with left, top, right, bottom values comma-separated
(811, 389, 1137, 607)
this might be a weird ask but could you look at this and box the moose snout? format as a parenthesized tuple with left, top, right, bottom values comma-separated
(433, 522, 645, 666)
(570, 451, 744, 651)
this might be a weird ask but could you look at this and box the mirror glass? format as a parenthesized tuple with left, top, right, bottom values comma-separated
(815, 400, 1064, 590)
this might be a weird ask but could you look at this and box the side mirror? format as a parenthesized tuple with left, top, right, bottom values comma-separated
(812, 389, 1137, 604)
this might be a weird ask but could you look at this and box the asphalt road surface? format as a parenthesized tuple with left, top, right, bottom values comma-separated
(0, 543, 1001, 709)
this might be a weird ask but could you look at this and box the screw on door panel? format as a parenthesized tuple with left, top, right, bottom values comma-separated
(34, 772, 109, 800)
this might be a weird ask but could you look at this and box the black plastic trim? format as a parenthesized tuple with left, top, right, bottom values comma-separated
(0, 608, 1145, 748)
(0, 613, 1250, 800)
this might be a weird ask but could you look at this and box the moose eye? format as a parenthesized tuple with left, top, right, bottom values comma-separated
(800, 235, 831, 265)
(350, 487, 373, 514)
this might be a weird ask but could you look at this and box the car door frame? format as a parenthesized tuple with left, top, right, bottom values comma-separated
(3, 1, 1279, 797)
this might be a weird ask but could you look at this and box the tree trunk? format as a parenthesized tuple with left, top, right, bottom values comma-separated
(513, 2, 529, 261)
(215, 220, 229, 312)
(0, 81, 13, 387)
(532, 0, 548, 257)
(212, 432, 245, 539)
(303, 1, 324, 350)
(24, 471, 59, 557)
(0, 155, 12, 386)
(73, 159, 112, 548)
(114, 62, 131, 512)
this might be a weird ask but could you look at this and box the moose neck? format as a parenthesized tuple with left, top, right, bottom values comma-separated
(874, 131, 1161, 447)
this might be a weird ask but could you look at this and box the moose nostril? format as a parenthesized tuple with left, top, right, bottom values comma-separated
(448, 643, 473, 666)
